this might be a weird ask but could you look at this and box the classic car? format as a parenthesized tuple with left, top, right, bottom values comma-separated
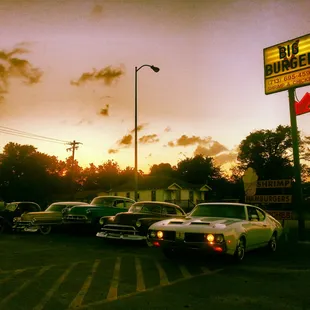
(147, 202, 283, 262)
(0, 201, 41, 234)
(62, 196, 136, 231)
(12, 201, 88, 235)
(96, 201, 186, 242)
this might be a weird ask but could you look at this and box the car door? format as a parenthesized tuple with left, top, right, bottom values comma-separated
(255, 207, 273, 245)
(245, 206, 265, 248)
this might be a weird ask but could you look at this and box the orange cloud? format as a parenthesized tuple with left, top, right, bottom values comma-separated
(118, 134, 133, 146)
(108, 149, 119, 154)
(194, 141, 228, 157)
(168, 135, 212, 147)
(99, 104, 109, 116)
(71, 65, 125, 86)
(139, 134, 159, 144)
(130, 123, 148, 133)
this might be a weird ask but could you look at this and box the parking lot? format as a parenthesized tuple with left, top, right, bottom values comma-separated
(1, 231, 310, 310)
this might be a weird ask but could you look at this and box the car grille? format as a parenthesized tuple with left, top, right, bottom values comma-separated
(103, 224, 137, 235)
(184, 233, 205, 242)
(163, 231, 176, 241)
(64, 215, 87, 221)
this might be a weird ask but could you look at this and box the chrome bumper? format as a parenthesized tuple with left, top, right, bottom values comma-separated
(96, 231, 146, 240)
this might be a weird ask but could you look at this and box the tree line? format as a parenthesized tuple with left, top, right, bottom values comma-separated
(1, 125, 310, 206)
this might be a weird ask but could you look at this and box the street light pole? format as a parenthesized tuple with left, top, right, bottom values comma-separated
(134, 64, 160, 201)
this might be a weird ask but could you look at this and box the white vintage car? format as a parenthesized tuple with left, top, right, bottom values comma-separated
(147, 202, 283, 262)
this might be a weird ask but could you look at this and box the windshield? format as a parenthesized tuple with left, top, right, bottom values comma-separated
(90, 197, 115, 207)
(46, 204, 68, 212)
(190, 204, 246, 220)
(129, 203, 161, 214)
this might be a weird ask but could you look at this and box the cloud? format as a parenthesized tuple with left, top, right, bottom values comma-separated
(164, 126, 171, 132)
(0, 45, 43, 101)
(130, 123, 148, 133)
(118, 134, 133, 146)
(168, 135, 212, 147)
(194, 141, 228, 157)
(99, 104, 109, 116)
(108, 149, 119, 154)
(90, 4, 104, 20)
(71, 65, 125, 87)
(139, 134, 160, 144)
(213, 152, 238, 166)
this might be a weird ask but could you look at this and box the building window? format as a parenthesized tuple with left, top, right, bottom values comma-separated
(126, 192, 130, 198)
(189, 191, 194, 202)
(137, 193, 140, 200)
(114, 192, 117, 196)
(151, 190, 156, 201)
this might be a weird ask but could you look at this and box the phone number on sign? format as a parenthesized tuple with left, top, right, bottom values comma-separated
(266, 69, 310, 93)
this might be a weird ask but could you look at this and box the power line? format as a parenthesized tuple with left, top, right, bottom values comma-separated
(0, 126, 70, 144)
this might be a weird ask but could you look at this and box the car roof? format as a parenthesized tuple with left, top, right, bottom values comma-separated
(93, 196, 135, 201)
(7, 201, 40, 205)
(50, 201, 88, 205)
(133, 201, 183, 208)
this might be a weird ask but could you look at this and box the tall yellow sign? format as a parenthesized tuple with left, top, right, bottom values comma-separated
(264, 34, 310, 94)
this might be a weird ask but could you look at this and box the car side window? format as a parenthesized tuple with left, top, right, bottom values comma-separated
(256, 208, 266, 221)
(175, 208, 184, 216)
(165, 206, 177, 215)
(124, 201, 134, 209)
(113, 200, 125, 208)
(247, 206, 259, 221)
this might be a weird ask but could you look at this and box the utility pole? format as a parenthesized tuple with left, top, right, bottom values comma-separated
(66, 140, 82, 200)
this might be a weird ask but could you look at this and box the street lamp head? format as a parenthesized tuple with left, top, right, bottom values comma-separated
(150, 65, 160, 73)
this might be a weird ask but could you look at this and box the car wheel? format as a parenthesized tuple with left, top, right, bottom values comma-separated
(163, 248, 177, 259)
(234, 237, 246, 262)
(267, 233, 277, 252)
(39, 225, 52, 235)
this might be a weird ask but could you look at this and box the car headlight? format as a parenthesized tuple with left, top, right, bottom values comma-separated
(136, 220, 142, 228)
(99, 218, 105, 225)
(206, 234, 214, 242)
(13, 217, 20, 223)
(215, 234, 224, 243)
(86, 209, 92, 214)
(62, 208, 68, 214)
(150, 231, 156, 238)
(157, 231, 163, 239)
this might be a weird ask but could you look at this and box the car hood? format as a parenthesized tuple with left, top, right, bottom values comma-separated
(21, 211, 59, 220)
(149, 216, 244, 232)
(112, 212, 161, 225)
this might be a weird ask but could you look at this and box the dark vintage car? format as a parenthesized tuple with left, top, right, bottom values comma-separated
(62, 196, 136, 231)
(0, 201, 41, 233)
(13, 201, 88, 235)
(96, 201, 186, 242)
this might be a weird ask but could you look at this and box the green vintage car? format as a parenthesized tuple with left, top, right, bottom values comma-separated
(62, 196, 136, 231)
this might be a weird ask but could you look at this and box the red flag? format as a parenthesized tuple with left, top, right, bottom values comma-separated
(295, 92, 310, 116)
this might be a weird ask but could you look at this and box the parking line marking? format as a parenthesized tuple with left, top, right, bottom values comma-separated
(135, 257, 145, 292)
(33, 262, 78, 310)
(0, 266, 51, 308)
(154, 261, 169, 286)
(0, 269, 26, 285)
(178, 264, 191, 278)
(107, 257, 121, 301)
(69, 260, 101, 309)
(78, 268, 224, 309)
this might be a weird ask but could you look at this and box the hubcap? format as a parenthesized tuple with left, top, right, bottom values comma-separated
(40, 226, 51, 234)
(237, 241, 245, 260)
(271, 237, 276, 251)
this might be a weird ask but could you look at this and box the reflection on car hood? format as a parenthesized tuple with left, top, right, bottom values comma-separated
(21, 211, 60, 220)
(113, 212, 162, 225)
(149, 216, 244, 232)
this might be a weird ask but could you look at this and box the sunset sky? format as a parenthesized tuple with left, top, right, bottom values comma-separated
(1, 0, 310, 173)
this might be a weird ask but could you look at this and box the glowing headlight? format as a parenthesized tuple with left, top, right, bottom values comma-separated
(215, 234, 224, 243)
(206, 234, 214, 242)
(99, 218, 105, 225)
(136, 220, 142, 227)
(157, 231, 164, 239)
(150, 231, 156, 238)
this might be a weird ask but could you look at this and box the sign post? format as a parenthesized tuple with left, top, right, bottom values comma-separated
(264, 34, 310, 241)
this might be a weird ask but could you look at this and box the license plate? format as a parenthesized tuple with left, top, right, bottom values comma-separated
(176, 232, 185, 240)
